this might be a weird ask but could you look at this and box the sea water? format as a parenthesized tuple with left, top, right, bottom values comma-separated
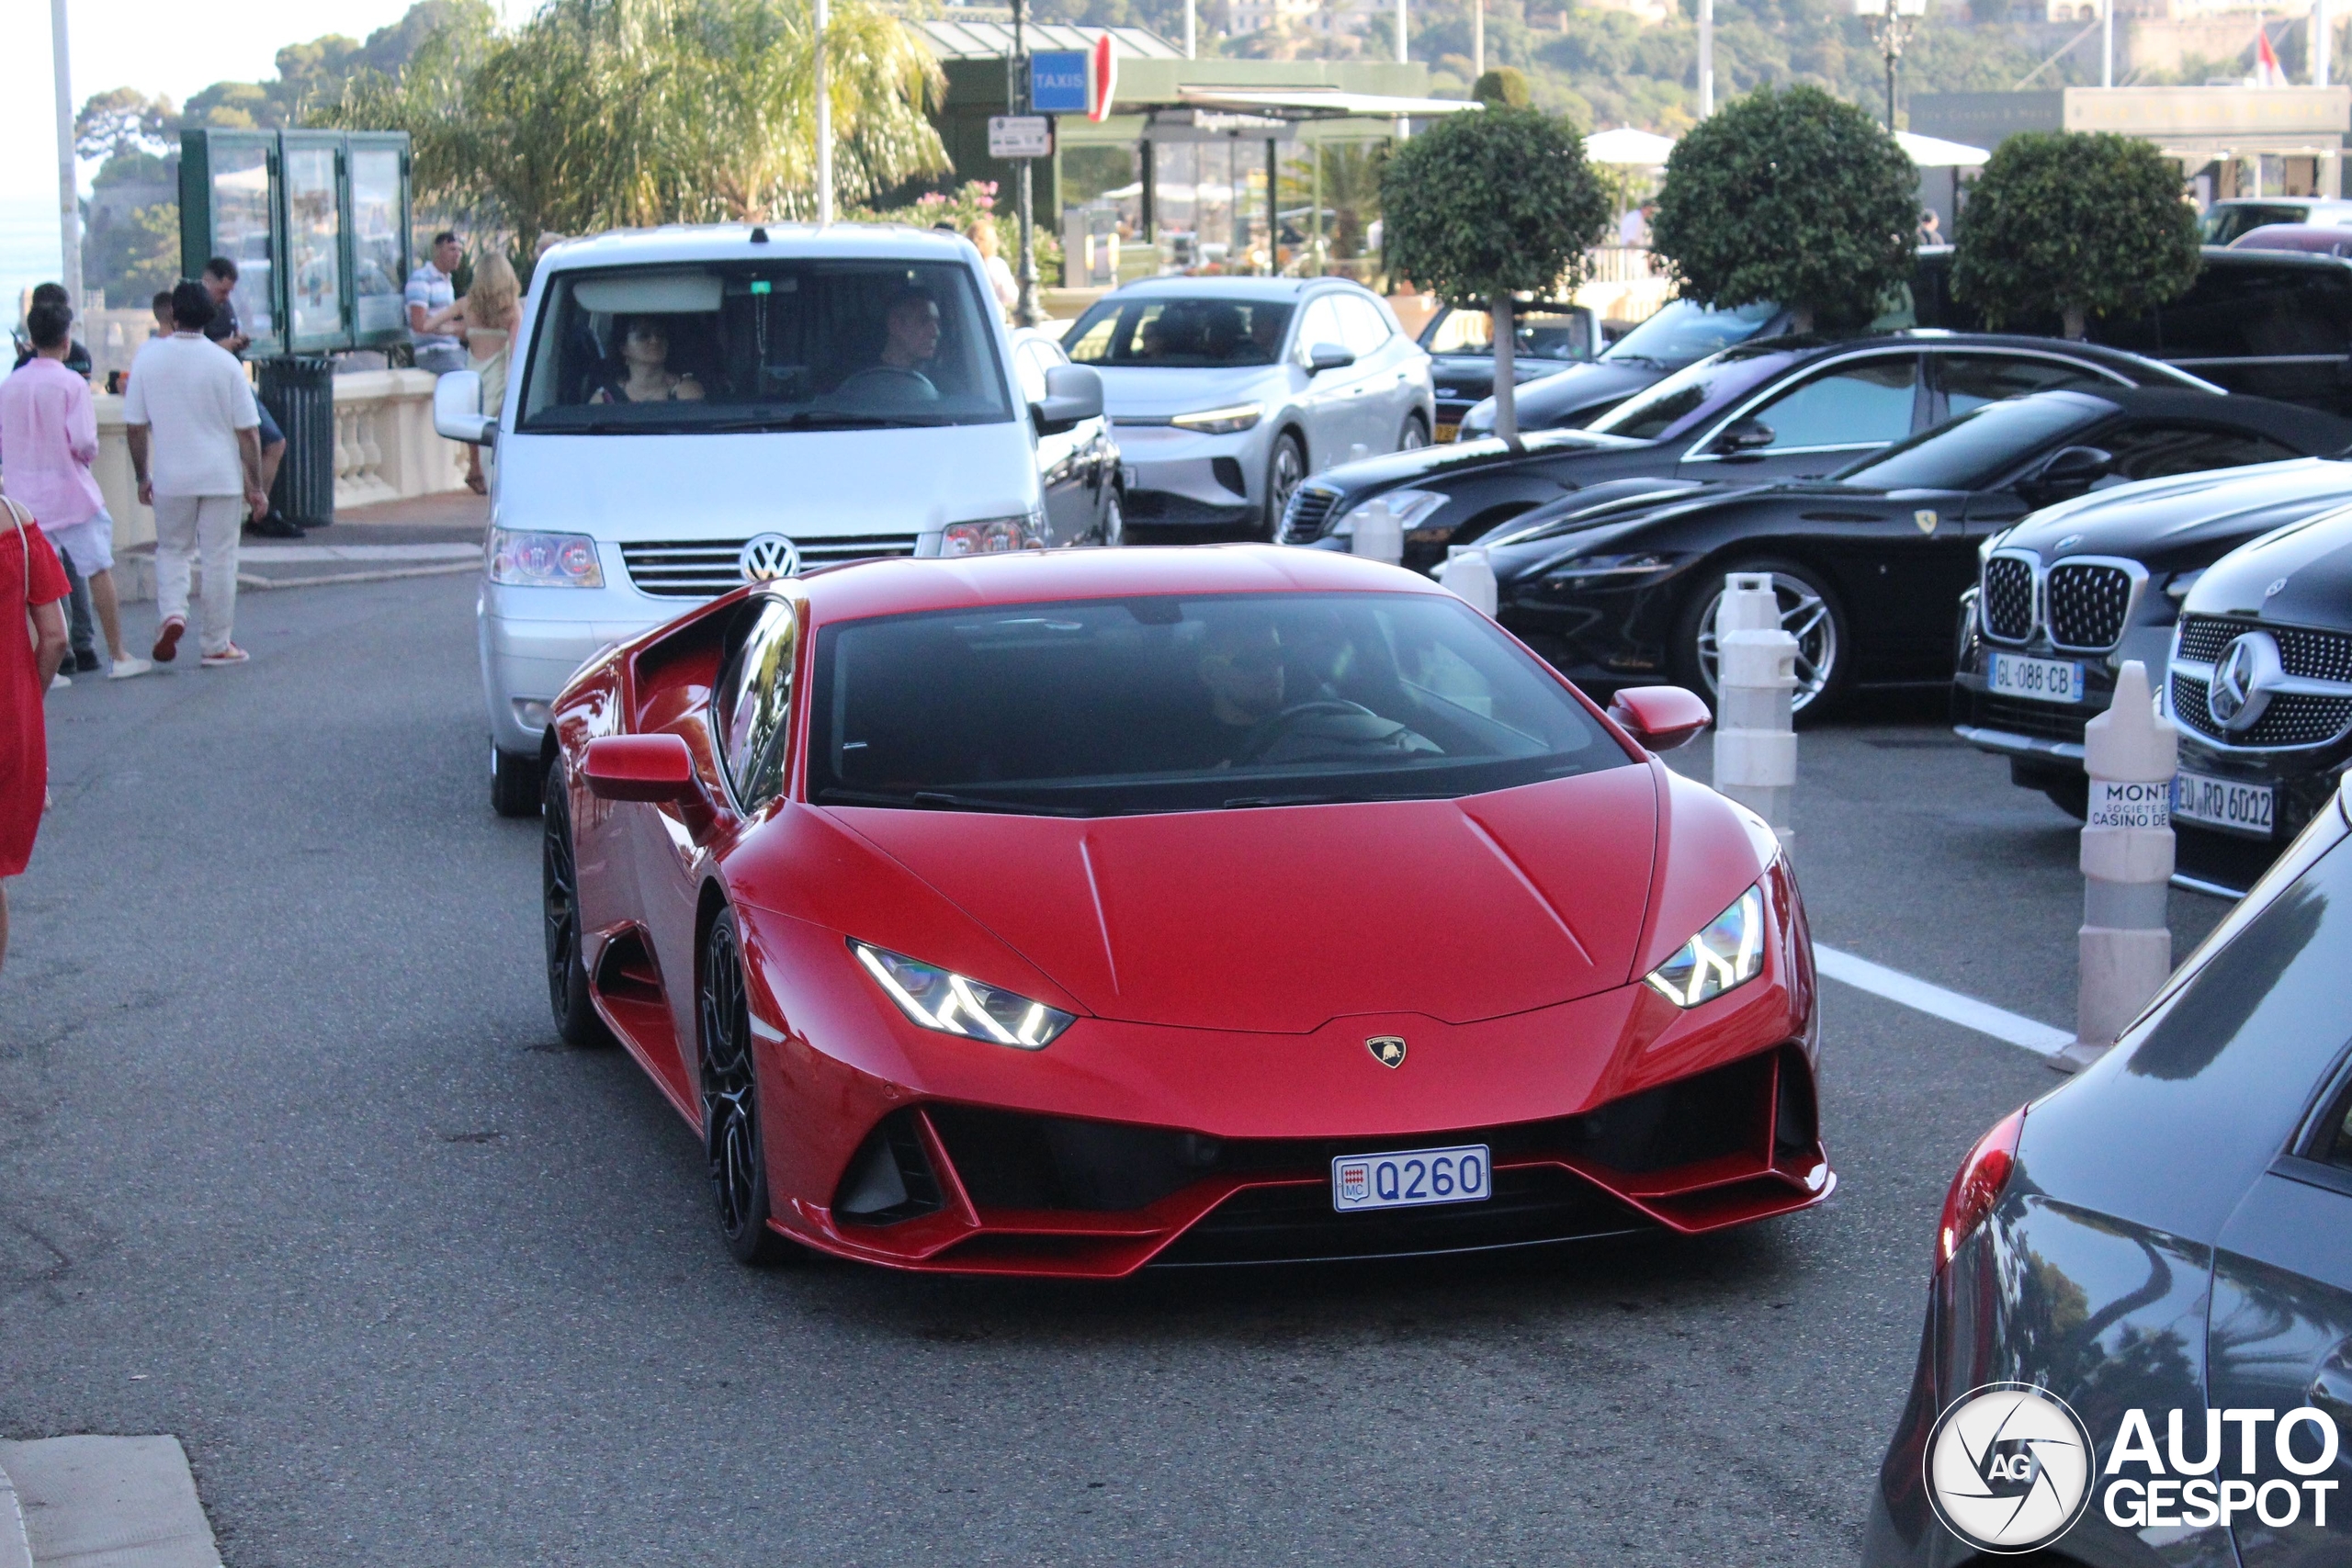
(1, 193, 66, 328)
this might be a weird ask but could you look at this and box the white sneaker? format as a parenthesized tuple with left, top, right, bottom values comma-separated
(107, 656, 153, 680)
(48, 672, 70, 690)
(198, 644, 250, 668)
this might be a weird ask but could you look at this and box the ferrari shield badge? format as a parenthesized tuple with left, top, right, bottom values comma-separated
(1914, 509, 1939, 535)
(1365, 1035, 1408, 1069)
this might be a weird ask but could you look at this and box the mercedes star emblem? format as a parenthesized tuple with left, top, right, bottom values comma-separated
(2209, 630, 2282, 733)
(738, 533, 800, 583)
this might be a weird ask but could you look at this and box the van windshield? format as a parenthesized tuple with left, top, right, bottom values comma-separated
(515, 260, 1014, 434)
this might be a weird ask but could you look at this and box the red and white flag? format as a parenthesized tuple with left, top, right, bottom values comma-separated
(2254, 22, 2288, 87)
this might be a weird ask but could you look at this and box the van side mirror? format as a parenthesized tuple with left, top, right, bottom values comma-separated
(1031, 363, 1103, 436)
(1306, 342, 1356, 374)
(434, 369, 494, 446)
(1608, 685, 1713, 751)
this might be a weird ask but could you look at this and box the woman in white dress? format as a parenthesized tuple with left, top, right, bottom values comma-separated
(458, 252, 522, 494)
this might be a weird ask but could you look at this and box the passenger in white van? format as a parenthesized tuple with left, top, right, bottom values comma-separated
(591, 317, 704, 405)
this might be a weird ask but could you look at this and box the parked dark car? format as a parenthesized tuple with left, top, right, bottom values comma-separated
(1416, 300, 1599, 442)
(1863, 773, 2352, 1568)
(1452, 297, 1794, 437)
(1475, 389, 2349, 716)
(2199, 195, 2352, 243)
(1952, 457, 2352, 822)
(1912, 244, 2352, 418)
(2163, 505, 2352, 894)
(1282, 334, 2220, 575)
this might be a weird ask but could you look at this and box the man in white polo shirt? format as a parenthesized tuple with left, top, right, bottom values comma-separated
(122, 281, 268, 668)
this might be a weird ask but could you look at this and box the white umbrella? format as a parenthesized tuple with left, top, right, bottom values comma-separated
(1584, 126, 1678, 166)
(1894, 130, 1990, 168)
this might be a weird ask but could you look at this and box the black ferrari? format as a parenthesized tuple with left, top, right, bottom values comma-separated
(1281, 333, 2218, 575)
(1863, 773, 2352, 1567)
(1473, 388, 2352, 716)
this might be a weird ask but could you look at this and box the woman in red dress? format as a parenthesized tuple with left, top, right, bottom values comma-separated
(1, 494, 71, 972)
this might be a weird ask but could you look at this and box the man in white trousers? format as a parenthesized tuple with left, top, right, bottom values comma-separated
(122, 282, 268, 668)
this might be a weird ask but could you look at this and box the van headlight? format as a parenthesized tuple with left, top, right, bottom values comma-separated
(1330, 489, 1445, 539)
(851, 941, 1075, 1049)
(487, 527, 605, 588)
(1170, 402, 1263, 434)
(943, 512, 1043, 555)
(1644, 885, 1766, 1008)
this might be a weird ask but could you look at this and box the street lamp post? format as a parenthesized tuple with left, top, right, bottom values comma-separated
(1011, 0, 1039, 326)
(814, 0, 831, 223)
(51, 0, 81, 304)
(1855, 0, 1928, 131)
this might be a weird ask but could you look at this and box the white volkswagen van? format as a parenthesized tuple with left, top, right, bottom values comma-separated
(435, 224, 1102, 813)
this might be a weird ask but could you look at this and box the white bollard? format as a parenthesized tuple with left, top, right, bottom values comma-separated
(2058, 659, 2177, 1073)
(1711, 572, 1799, 852)
(1442, 545, 1498, 616)
(1351, 502, 1403, 564)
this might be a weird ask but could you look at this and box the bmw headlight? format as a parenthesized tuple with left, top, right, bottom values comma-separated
(851, 940, 1075, 1049)
(487, 527, 605, 588)
(1330, 489, 1445, 539)
(1170, 402, 1264, 434)
(1643, 885, 1766, 1008)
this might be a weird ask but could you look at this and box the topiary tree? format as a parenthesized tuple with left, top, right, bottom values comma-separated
(1381, 105, 1611, 444)
(1472, 67, 1530, 107)
(1648, 83, 1917, 336)
(1951, 130, 2201, 341)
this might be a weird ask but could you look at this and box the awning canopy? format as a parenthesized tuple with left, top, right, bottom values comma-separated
(1168, 85, 1483, 119)
(1895, 130, 1991, 167)
(1584, 126, 1677, 166)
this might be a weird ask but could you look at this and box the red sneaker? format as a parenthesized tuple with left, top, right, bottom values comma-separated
(152, 617, 185, 663)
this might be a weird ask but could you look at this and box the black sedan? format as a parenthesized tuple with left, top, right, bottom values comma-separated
(1863, 773, 2352, 1568)
(1476, 388, 2349, 716)
(1442, 296, 1781, 436)
(1280, 334, 2216, 575)
(1417, 299, 1598, 442)
(1954, 456, 2352, 820)
(2165, 505, 2352, 894)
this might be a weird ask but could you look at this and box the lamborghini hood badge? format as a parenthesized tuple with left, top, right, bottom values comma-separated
(1365, 1035, 1408, 1069)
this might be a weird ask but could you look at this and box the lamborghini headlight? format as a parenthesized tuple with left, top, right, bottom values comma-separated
(850, 940, 1075, 1049)
(1643, 885, 1766, 1008)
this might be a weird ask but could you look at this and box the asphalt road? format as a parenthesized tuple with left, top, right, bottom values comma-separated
(0, 574, 2230, 1566)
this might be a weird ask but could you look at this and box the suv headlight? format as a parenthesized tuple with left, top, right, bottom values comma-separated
(1330, 489, 1445, 539)
(1170, 402, 1263, 434)
(943, 512, 1042, 555)
(1644, 885, 1766, 1008)
(487, 527, 605, 588)
(851, 940, 1075, 1049)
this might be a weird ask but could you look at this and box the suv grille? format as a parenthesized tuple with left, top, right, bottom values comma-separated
(620, 534, 919, 597)
(2045, 562, 2132, 650)
(1982, 556, 2034, 642)
(1280, 484, 1341, 543)
(2178, 615, 2352, 682)
(2173, 671, 2352, 748)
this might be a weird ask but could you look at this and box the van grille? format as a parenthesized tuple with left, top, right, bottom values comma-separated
(619, 535, 919, 597)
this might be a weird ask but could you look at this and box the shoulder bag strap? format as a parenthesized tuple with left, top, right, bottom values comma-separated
(0, 498, 29, 604)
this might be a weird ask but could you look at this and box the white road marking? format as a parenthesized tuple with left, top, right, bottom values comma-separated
(237, 543, 481, 562)
(1815, 944, 2073, 1056)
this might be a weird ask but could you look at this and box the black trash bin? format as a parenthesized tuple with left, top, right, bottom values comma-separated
(258, 356, 335, 528)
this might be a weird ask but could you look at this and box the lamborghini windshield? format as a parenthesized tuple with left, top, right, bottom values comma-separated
(807, 592, 1628, 816)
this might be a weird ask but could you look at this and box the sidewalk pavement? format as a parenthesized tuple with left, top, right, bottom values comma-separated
(0, 1438, 222, 1568)
(117, 491, 489, 596)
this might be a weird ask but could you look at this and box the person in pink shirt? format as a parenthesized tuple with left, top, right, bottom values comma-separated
(0, 301, 150, 679)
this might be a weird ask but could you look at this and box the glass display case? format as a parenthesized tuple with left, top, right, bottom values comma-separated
(282, 134, 346, 350)
(347, 137, 410, 345)
(177, 130, 282, 355)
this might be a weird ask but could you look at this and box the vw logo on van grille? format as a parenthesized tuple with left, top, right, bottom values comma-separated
(738, 533, 800, 582)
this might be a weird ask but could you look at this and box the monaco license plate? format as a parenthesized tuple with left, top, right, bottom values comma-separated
(1434, 422, 1460, 443)
(2173, 770, 2275, 837)
(1331, 1145, 1491, 1213)
(1988, 651, 2086, 705)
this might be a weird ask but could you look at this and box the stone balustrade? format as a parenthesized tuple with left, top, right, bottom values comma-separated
(0, 368, 475, 599)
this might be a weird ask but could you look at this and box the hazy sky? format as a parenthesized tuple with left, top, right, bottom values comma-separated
(8, 0, 524, 200)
